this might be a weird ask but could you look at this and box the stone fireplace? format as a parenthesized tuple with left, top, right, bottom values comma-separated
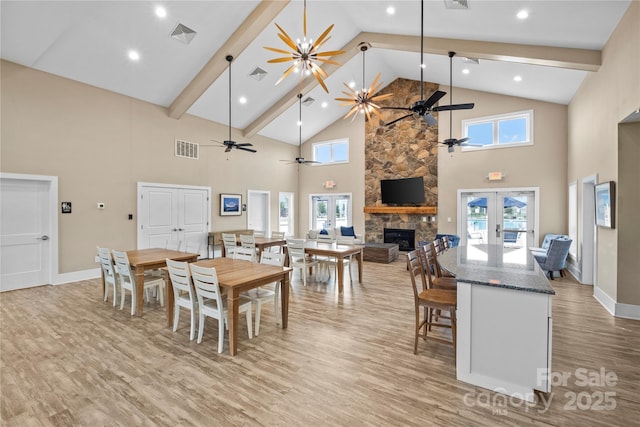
(363, 78, 440, 244)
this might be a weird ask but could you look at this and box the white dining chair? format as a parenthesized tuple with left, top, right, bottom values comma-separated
(166, 258, 197, 340)
(112, 249, 164, 315)
(286, 239, 318, 286)
(97, 246, 118, 306)
(221, 233, 237, 258)
(269, 231, 286, 253)
(234, 246, 256, 263)
(243, 251, 286, 335)
(190, 264, 253, 353)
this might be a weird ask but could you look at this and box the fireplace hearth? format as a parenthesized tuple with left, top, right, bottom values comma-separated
(384, 228, 416, 251)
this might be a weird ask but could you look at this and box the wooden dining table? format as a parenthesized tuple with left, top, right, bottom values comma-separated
(164, 257, 292, 356)
(302, 241, 364, 293)
(221, 236, 287, 259)
(125, 248, 199, 316)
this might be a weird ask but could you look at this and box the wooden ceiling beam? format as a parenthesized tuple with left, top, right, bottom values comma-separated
(168, 0, 290, 120)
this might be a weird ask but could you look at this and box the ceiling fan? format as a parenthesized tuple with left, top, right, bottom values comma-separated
(441, 51, 481, 153)
(382, 0, 475, 127)
(281, 93, 321, 165)
(207, 55, 256, 154)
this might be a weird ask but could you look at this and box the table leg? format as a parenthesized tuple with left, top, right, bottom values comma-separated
(165, 269, 174, 327)
(227, 289, 239, 356)
(357, 250, 363, 283)
(281, 272, 289, 329)
(100, 268, 106, 301)
(134, 266, 145, 316)
(337, 258, 344, 293)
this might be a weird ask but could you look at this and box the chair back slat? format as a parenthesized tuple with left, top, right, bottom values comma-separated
(221, 233, 237, 258)
(260, 251, 286, 267)
(407, 250, 427, 299)
(97, 247, 117, 283)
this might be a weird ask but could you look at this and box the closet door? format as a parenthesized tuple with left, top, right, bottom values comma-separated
(138, 183, 210, 257)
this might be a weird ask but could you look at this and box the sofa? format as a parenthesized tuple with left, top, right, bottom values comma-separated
(307, 226, 363, 244)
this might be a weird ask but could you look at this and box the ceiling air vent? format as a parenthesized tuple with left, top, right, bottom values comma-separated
(249, 66, 268, 81)
(302, 97, 315, 107)
(444, 0, 469, 10)
(170, 23, 197, 45)
(175, 139, 199, 159)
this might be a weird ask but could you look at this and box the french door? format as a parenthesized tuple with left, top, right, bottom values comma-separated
(459, 189, 538, 265)
(310, 194, 352, 230)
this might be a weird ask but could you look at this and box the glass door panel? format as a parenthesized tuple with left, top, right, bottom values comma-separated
(311, 194, 352, 231)
(461, 190, 536, 265)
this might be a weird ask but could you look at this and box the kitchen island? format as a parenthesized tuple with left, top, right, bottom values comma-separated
(438, 245, 555, 402)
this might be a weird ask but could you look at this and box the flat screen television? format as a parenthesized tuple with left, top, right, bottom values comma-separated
(380, 176, 425, 205)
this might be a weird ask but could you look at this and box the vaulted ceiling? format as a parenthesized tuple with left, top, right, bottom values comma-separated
(1, 1, 631, 146)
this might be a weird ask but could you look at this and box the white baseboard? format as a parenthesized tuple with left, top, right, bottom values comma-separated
(593, 286, 616, 316)
(54, 268, 101, 285)
(593, 286, 640, 320)
(616, 303, 640, 320)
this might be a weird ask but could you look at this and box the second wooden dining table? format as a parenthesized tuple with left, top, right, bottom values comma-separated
(164, 257, 292, 356)
(302, 241, 364, 293)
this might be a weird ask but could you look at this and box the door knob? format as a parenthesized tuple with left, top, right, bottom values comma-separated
(37, 235, 49, 241)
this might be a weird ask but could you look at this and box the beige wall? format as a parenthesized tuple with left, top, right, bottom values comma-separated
(568, 2, 640, 303)
(617, 122, 640, 305)
(437, 88, 569, 242)
(299, 115, 366, 237)
(1, 60, 298, 274)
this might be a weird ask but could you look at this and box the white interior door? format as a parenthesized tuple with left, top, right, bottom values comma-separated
(247, 190, 270, 235)
(138, 183, 210, 257)
(459, 189, 537, 266)
(1, 177, 52, 291)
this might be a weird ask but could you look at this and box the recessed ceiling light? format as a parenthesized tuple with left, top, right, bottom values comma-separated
(128, 50, 140, 61)
(155, 6, 167, 18)
(514, 75, 522, 82)
(462, 68, 470, 74)
(420, 63, 426, 69)
(517, 10, 529, 20)
(348, 81, 356, 89)
(297, 120, 302, 127)
(239, 96, 247, 104)
(321, 102, 328, 108)
(386, 6, 395, 15)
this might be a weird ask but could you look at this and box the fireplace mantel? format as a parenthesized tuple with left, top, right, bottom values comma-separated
(364, 206, 437, 214)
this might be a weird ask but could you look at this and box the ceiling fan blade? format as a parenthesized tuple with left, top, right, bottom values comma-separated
(237, 146, 257, 153)
(385, 113, 413, 126)
(432, 102, 475, 112)
(457, 137, 469, 144)
(380, 106, 412, 111)
(225, 146, 232, 153)
(424, 90, 447, 108)
(423, 113, 437, 126)
(236, 143, 253, 147)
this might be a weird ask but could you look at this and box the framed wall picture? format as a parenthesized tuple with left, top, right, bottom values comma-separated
(595, 181, 615, 229)
(220, 194, 242, 216)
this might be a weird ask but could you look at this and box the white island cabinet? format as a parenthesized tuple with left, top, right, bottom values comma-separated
(438, 245, 555, 403)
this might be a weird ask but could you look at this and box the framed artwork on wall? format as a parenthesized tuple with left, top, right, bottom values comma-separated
(220, 194, 242, 216)
(594, 181, 615, 229)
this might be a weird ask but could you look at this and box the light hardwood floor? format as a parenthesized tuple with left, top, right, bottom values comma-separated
(1, 258, 639, 426)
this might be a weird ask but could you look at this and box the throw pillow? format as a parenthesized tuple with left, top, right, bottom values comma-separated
(320, 229, 329, 235)
(340, 226, 355, 237)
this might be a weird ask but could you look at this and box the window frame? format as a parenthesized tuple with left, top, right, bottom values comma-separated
(312, 138, 349, 165)
(461, 109, 534, 151)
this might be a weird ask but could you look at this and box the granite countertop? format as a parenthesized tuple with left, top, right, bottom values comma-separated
(438, 245, 556, 295)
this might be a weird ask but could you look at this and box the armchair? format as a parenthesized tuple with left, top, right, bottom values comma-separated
(533, 238, 572, 280)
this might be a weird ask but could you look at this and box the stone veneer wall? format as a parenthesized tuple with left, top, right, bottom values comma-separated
(364, 78, 440, 245)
